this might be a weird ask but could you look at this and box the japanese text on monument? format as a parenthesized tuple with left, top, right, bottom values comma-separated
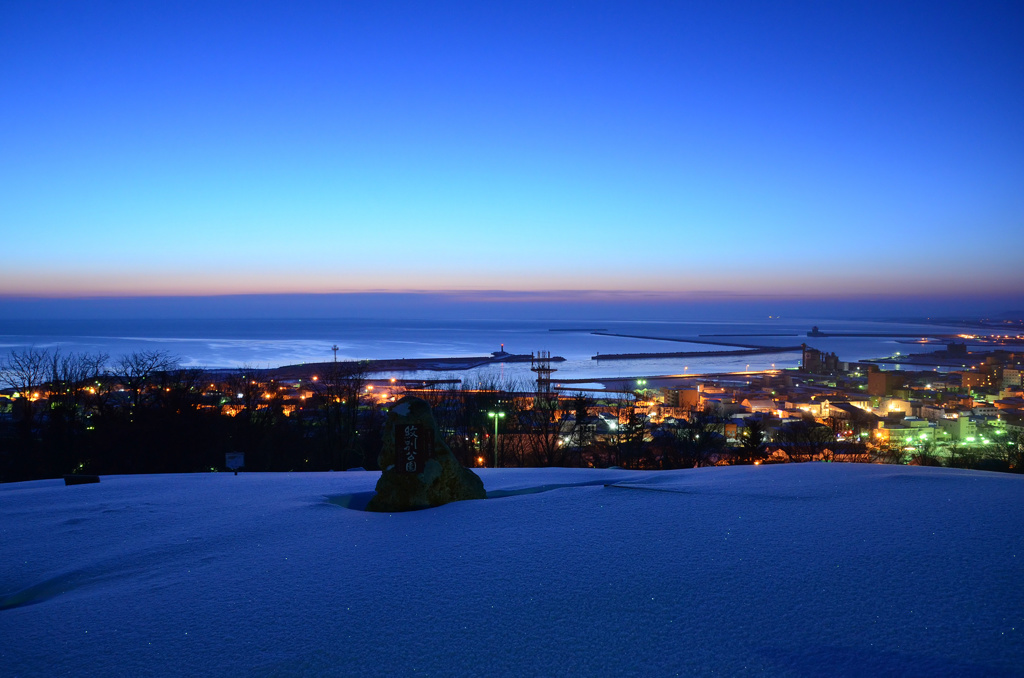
(395, 423, 432, 473)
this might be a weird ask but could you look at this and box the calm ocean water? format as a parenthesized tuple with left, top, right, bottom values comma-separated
(0, 316, 970, 383)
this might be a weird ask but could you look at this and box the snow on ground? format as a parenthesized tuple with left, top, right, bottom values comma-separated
(1, 464, 1022, 677)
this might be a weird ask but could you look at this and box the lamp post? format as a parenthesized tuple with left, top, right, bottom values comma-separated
(488, 411, 505, 468)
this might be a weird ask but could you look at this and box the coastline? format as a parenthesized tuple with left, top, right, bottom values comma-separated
(3, 317, 1013, 388)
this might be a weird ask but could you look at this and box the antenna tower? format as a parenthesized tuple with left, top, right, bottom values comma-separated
(531, 350, 558, 409)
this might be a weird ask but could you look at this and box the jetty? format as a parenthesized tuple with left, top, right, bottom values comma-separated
(271, 351, 565, 378)
(592, 346, 801, 361)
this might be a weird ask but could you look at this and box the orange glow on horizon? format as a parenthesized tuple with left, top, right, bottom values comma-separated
(1, 266, 1021, 300)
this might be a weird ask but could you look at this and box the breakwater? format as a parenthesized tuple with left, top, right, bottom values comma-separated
(592, 346, 801, 361)
(592, 330, 792, 350)
(807, 330, 959, 338)
(272, 353, 565, 378)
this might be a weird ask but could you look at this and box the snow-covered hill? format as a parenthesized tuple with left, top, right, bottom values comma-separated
(2, 465, 1022, 676)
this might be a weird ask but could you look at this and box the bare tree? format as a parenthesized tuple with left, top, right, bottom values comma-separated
(307, 360, 369, 470)
(987, 430, 1024, 473)
(48, 350, 108, 405)
(226, 365, 266, 421)
(111, 350, 178, 410)
(945, 441, 983, 469)
(774, 417, 835, 462)
(45, 350, 109, 469)
(525, 391, 564, 466)
(656, 411, 725, 469)
(158, 367, 208, 413)
(1, 347, 50, 434)
(872, 440, 908, 465)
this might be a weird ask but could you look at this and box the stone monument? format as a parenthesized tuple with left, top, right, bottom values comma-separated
(366, 396, 486, 512)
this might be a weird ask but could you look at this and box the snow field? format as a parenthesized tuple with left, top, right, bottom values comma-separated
(1, 464, 1022, 676)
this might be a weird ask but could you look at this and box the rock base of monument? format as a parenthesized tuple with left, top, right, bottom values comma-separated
(367, 457, 485, 512)
(366, 396, 486, 512)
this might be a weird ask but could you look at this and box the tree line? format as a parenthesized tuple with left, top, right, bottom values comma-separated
(2, 347, 1021, 483)
(0, 348, 371, 482)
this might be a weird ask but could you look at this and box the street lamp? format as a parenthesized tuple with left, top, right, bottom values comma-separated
(488, 411, 506, 468)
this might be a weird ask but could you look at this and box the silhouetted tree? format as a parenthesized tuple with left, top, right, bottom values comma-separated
(307, 360, 369, 470)
(0, 348, 51, 480)
(1, 347, 49, 435)
(873, 440, 908, 465)
(736, 418, 766, 464)
(946, 441, 983, 469)
(44, 350, 108, 476)
(564, 392, 595, 459)
(989, 431, 1024, 473)
(525, 394, 563, 467)
(774, 417, 835, 462)
(111, 350, 178, 410)
(656, 411, 725, 469)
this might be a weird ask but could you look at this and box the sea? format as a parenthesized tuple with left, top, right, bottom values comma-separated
(0, 316, 974, 387)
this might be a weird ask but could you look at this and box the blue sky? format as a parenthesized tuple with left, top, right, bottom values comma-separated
(1, 1, 1022, 300)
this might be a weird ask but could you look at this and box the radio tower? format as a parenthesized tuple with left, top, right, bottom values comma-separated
(531, 350, 558, 410)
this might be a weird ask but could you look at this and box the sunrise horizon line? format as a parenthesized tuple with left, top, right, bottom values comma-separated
(3, 289, 1022, 305)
